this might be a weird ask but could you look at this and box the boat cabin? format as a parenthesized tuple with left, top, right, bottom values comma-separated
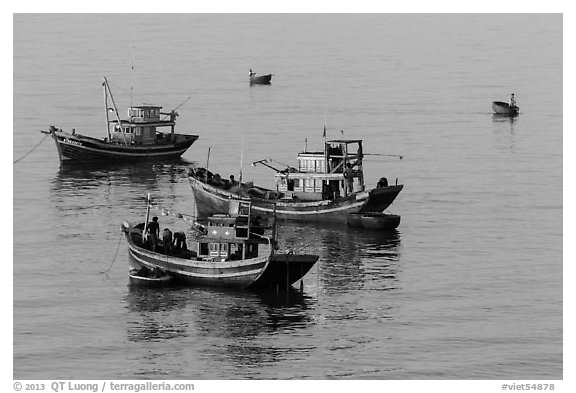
(275, 139, 365, 200)
(103, 78, 177, 145)
(109, 105, 178, 145)
(195, 201, 270, 262)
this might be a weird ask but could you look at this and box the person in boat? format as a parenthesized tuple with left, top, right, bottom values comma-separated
(229, 175, 238, 186)
(173, 231, 187, 252)
(343, 163, 354, 194)
(377, 177, 389, 188)
(249, 69, 255, 77)
(147, 216, 160, 252)
(162, 228, 173, 255)
(509, 93, 517, 108)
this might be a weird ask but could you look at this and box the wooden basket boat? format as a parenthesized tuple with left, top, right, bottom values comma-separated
(128, 267, 173, 287)
(249, 73, 272, 85)
(492, 101, 519, 116)
(347, 212, 401, 231)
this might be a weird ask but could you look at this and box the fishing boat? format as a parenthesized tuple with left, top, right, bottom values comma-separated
(249, 69, 272, 85)
(492, 101, 519, 116)
(121, 195, 318, 289)
(42, 77, 199, 164)
(128, 266, 173, 287)
(188, 138, 403, 228)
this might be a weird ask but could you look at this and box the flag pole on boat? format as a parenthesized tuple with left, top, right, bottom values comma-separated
(239, 136, 244, 185)
(130, 46, 135, 108)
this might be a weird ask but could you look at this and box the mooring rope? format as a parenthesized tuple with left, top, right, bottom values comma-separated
(13, 133, 50, 164)
(101, 232, 124, 274)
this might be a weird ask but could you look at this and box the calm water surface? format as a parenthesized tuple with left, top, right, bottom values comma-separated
(13, 14, 562, 380)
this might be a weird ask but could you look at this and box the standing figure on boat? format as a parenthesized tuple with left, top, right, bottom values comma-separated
(377, 177, 389, 188)
(173, 231, 187, 252)
(249, 69, 255, 77)
(344, 163, 354, 194)
(509, 93, 517, 107)
(163, 228, 173, 255)
(147, 216, 160, 252)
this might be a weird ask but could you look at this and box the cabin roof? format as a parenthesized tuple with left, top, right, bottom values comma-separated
(208, 215, 237, 224)
(326, 139, 363, 144)
(131, 105, 162, 110)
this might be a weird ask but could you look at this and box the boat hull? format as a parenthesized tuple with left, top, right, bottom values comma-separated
(48, 129, 198, 163)
(189, 175, 403, 224)
(122, 223, 318, 289)
(347, 212, 401, 231)
(250, 74, 272, 85)
(492, 101, 519, 116)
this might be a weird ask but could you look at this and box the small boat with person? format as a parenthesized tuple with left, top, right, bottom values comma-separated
(492, 101, 519, 116)
(492, 94, 519, 116)
(249, 69, 273, 85)
(42, 77, 199, 164)
(188, 137, 403, 229)
(121, 194, 319, 289)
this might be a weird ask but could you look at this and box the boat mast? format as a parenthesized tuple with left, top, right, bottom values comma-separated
(103, 81, 111, 141)
(103, 77, 128, 145)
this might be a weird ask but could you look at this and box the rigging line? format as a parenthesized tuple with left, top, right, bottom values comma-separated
(100, 232, 124, 274)
(13, 133, 49, 164)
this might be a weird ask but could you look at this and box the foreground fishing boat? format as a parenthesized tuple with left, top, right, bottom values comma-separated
(189, 138, 403, 229)
(42, 77, 199, 164)
(121, 195, 318, 289)
(249, 69, 272, 85)
(492, 101, 519, 116)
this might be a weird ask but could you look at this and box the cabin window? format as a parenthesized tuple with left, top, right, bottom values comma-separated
(135, 128, 141, 136)
(304, 179, 315, 192)
(200, 243, 208, 255)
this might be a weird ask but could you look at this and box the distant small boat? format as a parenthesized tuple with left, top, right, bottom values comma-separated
(42, 77, 199, 164)
(492, 101, 519, 116)
(347, 212, 401, 231)
(129, 266, 173, 287)
(249, 70, 272, 85)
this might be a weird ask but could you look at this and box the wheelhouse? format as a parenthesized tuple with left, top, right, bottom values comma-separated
(275, 139, 366, 200)
(195, 201, 270, 262)
(103, 78, 178, 145)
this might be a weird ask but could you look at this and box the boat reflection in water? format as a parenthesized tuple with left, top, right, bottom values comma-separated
(124, 285, 315, 375)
